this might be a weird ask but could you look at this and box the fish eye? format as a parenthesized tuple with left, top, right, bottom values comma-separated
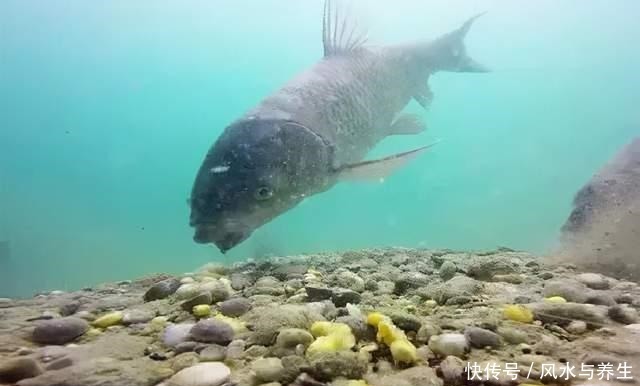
(254, 186, 274, 201)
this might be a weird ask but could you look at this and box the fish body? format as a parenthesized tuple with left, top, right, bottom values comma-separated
(190, 2, 487, 252)
(558, 137, 640, 281)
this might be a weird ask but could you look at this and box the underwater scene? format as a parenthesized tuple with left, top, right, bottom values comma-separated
(1, 0, 640, 385)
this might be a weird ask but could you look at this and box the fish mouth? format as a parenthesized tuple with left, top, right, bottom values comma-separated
(193, 224, 249, 253)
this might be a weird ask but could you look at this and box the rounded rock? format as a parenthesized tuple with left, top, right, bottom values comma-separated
(252, 357, 285, 383)
(163, 323, 195, 348)
(190, 319, 234, 345)
(123, 309, 155, 325)
(218, 298, 251, 317)
(167, 362, 231, 386)
(608, 305, 639, 324)
(576, 273, 610, 290)
(276, 328, 314, 348)
(428, 333, 469, 358)
(181, 292, 213, 312)
(144, 278, 181, 302)
(199, 344, 226, 362)
(32, 317, 89, 345)
(464, 326, 502, 348)
(0, 357, 43, 383)
(439, 261, 457, 281)
(567, 320, 588, 334)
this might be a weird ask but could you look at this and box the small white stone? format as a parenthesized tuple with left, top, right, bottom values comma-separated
(167, 362, 230, 386)
(428, 333, 469, 358)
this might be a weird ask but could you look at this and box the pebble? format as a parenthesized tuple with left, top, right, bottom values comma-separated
(58, 301, 81, 316)
(567, 320, 588, 334)
(305, 285, 334, 302)
(44, 356, 73, 371)
(576, 273, 610, 290)
(225, 339, 245, 360)
(585, 292, 617, 306)
(369, 365, 442, 386)
(0, 357, 43, 383)
(163, 323, 195, 348)
(464, 326, 502, 348)
(92, 311, 124, 328)
(428, 333, 469, 358)
(530, 302, 607, 326)
(416, 323, 442, 344)
(199, 344, 226, 362)
(167, 362, 231, 386)
(180, 292, 213, 312)
(439, 261, 457, 281)
(394, 272, 430, 295)
(0, 297, 12, 307)
(252, 357, 285, 383)
(123, 309, 155, 325)
(190, 319, 234, 345)
(439, 355, 465, 385)
(497, 327, 528, 344)
(331, 288, 361, 307)
(75, 310, 95, 321)
(608, 305, 639, 324)
(308, 351, 367, 381)
(32, 317, 89, 345)
(230, 273, 252, 290)
(276, 328, 314, 348)
(543, 280, 588, 303)
(175, 284, 202, 300)
(144, 278, 181, 302)
(200, 280, 231, 302)
(335, 271, 365, 293)
(218, 298, 251, 317)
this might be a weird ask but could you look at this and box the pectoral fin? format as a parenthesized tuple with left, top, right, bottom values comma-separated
(389, 113, 427, 135)
(336, 142, 440, 182)
(414, 83, 434, 110)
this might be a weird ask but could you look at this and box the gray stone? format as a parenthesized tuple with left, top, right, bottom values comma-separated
(334, 316, 371, 341)
(163, 323, 195, 348)
(167, 362, 231, 386)
(608, 305, 639, 324)
(387, 311, 422, 332)
(122, 309, 155, 325)
(252, 357, 285, 383)
(0, 358, 43, 383)
(334, 271, 365, 293)
(144, 278, 181, 301)
(180, 292, 213, 312)
(428, 334, 469, 358)
(464, 326, 502, 348)
(585, 292, 617, 306)
(466, 255, 520, 281)
(190, 319, 234, 345)
(439, 261, 457, 281)
(308, 351, 367, 382)
(58, 301, 81, 317)
(218, 298, 250, 317)
(416, 323, 442, 344)
(199, 344, 226, 361)
(497, 327, 528, 344)
(200, 280, 231, 303)
(394, 272, 430, 295)
(32, 317, 88, 345)
(566, 320, 588, 334)
(543, 280, 589, 303)
(305, 285, 333, 302)
(576, 273, 611, 290)
(369, 365, 443, 386)
(331, 288, 361, 307)
(225, 339, 245, 360)
(530, 302, 607, 327)
(439, 356, 465, 385)
(275, 328, 314, 348)
(230, 273, 252, 290)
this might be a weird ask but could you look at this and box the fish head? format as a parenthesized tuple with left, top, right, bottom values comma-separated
(189, 118, 331, 252)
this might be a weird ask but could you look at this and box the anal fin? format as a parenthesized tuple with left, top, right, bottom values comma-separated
(389, 113, 427, 136)
(336, 142, 440, 182)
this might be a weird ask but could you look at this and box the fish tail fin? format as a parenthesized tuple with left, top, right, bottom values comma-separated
(427, 12, 489, 73)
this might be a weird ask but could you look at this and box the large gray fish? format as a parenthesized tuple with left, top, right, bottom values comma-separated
(556, 137, 640, 281)
(190, 2, 488, 252)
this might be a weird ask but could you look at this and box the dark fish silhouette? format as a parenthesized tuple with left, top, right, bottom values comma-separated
(190, 1, 488, 252)
(559, 137, 640, 281)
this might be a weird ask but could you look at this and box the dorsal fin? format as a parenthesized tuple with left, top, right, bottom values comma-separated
(322, 0, 368, 57)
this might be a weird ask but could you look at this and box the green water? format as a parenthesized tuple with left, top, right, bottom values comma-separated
(1, 0, 639, 297)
